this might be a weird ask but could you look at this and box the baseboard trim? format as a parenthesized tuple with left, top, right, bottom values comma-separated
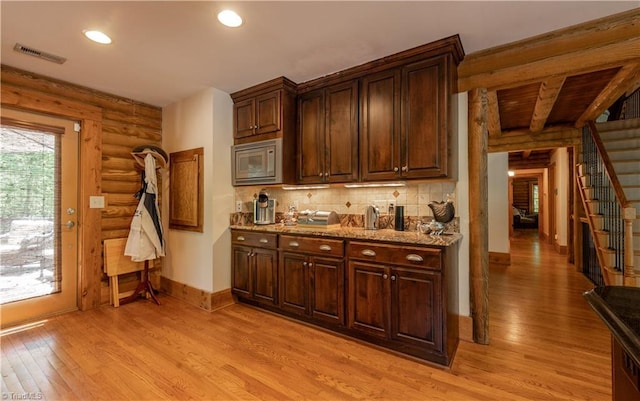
(489, 251, 511, 267)
(459, 315, 473, 343)
(160, 276, 234, 312)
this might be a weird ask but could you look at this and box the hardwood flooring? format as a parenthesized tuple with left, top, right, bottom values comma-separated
(2, 231, 611, 400)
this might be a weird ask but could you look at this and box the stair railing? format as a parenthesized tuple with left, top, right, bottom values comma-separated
(582, 121, 636, 281)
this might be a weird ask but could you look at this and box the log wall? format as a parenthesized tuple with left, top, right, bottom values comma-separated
(1, 65, 163, 307)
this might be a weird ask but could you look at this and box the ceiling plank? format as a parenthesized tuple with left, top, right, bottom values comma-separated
(458, 8, 640, 90)
(575, 63, 640, 127)
(487, 90, 502, 137)
(529, 77, 566, 132)
(489, 126, 580, 153)
(459, 36, 640, 92)
(522, 150, 532, 159)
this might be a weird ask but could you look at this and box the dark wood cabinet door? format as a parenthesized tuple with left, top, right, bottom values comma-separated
(234, 98, 255, 139)
(325, 80, 358, 183)
(297, 90, 325, 183)
(401, 57, 447, 178)
(231, 245, 252, 297)
(347, 261, 389, 338)
(310, 256, 344, 325)
(390, 267, 442, 350)
(255, 90, 281, 135)
(360, 69, 401, 181)
(253, 248, 277, 304)
(279, 252, 309, 315)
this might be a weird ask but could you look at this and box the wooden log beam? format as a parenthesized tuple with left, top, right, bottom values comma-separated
(486, 90, 501, 137)
(458, 9, 640, 92)
(468, 88, 489, 345)
(489, 126, 580, 153)
(530, 77, 566, 132)
(522, 150, 532, 159)
(575, 63, 640, 127)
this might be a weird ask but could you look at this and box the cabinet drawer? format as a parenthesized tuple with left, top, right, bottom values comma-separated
(348, 241, 441, 270)
(280, 235, 344, 257)
(231, 230, 277, 249)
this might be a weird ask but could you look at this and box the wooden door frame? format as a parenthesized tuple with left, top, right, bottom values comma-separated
(548, 162, 557, 246)
(2, 84, 103, 311)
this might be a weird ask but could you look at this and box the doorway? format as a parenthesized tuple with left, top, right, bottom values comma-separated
(0, 108, 79, 328)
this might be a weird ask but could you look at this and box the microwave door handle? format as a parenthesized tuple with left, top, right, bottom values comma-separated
(267, 149, 275, 176)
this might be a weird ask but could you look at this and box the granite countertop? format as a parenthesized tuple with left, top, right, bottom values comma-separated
(584, 286, 640, 366)
(229, 224, 462, 247)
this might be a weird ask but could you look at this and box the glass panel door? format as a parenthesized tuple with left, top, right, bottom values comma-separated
(0, 108, 78, 328)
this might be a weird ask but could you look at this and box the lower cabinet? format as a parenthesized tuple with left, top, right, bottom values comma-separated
(279, 235, 345, 325)
(231, 230, 278, 305)
(230, 229, 458, 365)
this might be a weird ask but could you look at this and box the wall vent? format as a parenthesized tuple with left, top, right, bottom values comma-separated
(13, 43, 67, 64)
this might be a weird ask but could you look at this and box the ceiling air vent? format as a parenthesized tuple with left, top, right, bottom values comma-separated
(13, 43, 67, 64)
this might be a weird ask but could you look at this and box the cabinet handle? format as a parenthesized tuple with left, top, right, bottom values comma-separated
(288, 241, 300, 248)
(247, 251, 251, 256)
(259, 238, 269, 244)
(383, 274, 388, 280)
(406, 254, 424, 262)
(308, 262, 313, 268)
(393, 167, 399, 172)
(319, 244, 332, 252)
(391, 275, 396, 281)
(237, 235, 245, 241)
(402, 166, 408, 172)
(324, 172, 329, 177)
(303, 262, 308, 267)
(319, 172, 323, 177)
(361, 249, 376, 257)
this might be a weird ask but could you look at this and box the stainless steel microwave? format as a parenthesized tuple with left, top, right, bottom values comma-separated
(231, 138, 282, 186)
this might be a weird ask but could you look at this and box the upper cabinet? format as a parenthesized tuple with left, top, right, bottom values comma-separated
(361, 55, 455, 181)
(231, 77, 296, 144)
(297, 80, 359, 184)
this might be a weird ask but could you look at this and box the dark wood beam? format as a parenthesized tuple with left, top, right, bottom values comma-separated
(530, 77, 565, 132)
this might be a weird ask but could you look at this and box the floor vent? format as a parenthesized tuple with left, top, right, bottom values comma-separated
(13, 43, 67, 64)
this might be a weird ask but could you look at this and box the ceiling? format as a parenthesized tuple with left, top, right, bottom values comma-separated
(1, 1, 638, 108)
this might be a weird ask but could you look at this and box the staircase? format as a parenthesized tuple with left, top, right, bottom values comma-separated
(577, 118, 640, 286)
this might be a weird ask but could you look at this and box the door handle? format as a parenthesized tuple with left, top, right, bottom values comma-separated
(65, 220, 75, 229)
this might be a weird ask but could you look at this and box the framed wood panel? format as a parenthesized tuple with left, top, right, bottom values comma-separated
(169, 147, 204, 232)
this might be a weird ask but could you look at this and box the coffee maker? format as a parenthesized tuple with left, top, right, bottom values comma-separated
(253, 189, 276, 225)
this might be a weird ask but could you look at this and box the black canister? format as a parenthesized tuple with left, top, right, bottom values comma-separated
(394, 206, 404, 231)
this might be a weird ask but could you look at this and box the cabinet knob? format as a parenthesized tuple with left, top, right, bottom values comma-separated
(361, 249, 376, 257)
(319, 172, 323, 177)
(383, 274, 388, 280)
(402, 166, 408, 172)
(303, 262, 308, 267)
(324, 172, 329, 177)
(247, 251, 251, 256)
(391, 275, 396, 281)
(308, 262, 313, 268)
(393, 167, 399, 172)
(405, 254, 424, 262)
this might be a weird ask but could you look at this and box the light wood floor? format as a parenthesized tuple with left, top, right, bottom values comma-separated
(2, 231, 611, 400)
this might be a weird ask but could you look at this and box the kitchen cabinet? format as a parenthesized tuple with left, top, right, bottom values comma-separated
(231, 230, 278, 305)
(347, 241, 452, 365)
(231, 77, 297, 144)
(360, 55, 453, 181)
(297, 80, 358, 184)
(279, 235, 345, 325)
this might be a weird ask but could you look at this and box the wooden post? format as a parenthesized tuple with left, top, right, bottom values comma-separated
(468, 88, 489, 345)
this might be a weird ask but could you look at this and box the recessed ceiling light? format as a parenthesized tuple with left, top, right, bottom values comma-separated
(83, 30, 112, 44)
(217, 10, 242, 27)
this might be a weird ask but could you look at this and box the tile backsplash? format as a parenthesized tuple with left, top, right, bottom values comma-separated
(234, 181, 457, 219)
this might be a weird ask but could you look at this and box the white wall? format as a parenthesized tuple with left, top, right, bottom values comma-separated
(162, 88, 233, 293)
(456, 92, 470, 317)
(488, 153, 510, 254)
(551, 148, 569, 246)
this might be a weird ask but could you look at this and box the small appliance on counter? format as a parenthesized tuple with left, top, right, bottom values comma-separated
(253, 189, 276, 225)
(297, 210, 340, 229)
(364, 205, 380, 230)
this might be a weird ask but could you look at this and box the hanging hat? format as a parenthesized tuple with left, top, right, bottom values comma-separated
(131, 145, 168, 169)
